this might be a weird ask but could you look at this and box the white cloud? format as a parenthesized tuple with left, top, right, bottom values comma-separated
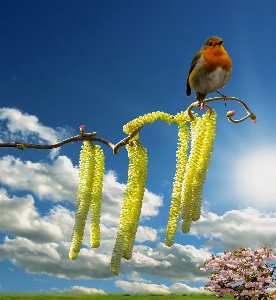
(0, 226, 209, 281)
(115, 280, 207, 294)
(2, 193, 275, 282)
(191, 208, 276, 249)
(0, 156, 163, 220)
(121, 243, 210, 281)
(126, 271, 151, 283)
(0, 169, 163, 279)
(0, 188, 65, 242)
(0, 155, 78, 202)
(115, 280, 170, 294)
(170, 283, 206, 294)
(60, 285, 106, 294)
(232, 147, 276, 208)
(140, 189, 163, 220)
(0, 108, 71, 158)
(1, 171, 275, 282)
(0, 108, 62, 141)
(0, 236, 61, 263)
(136, 226, 158, 243)
(0, 237, 113, 279)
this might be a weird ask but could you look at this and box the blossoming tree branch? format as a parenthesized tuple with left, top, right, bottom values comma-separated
(200, 245, 276, 299)
(0, 97, 257, 275)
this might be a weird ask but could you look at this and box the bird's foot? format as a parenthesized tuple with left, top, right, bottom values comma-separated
(197, 100, 205, 110)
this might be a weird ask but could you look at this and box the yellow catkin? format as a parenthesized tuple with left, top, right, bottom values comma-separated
(69, 109, 216, 272)
(110, 227, 125, 275)
(69, 141, 95, 260)
(190, 112, 216, 221)
(123, 111, 174, 134)
(90, 145, 105, 248)
(122, 142, 147, 260)
(181, 217, 192, 233)
(110, 141, 148, 275)
(165, 123, 189, 247)
(180, 111, 217, 230)
(180, 115, 204, 225)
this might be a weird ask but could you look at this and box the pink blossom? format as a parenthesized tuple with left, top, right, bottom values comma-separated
(199, 267, 207, 272)
(200, 246, 276, 299)
(79, 124, 85, 135)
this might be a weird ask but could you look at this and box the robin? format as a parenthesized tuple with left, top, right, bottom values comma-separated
(186, 36, 232, 105)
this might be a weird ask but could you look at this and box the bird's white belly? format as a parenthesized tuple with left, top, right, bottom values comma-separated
(191, 67, 231, 94)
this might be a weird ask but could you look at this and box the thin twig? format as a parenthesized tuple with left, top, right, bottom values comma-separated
(186, 96, 256, 123)
(0, 129, 143, 155)
(112, 127, 142, 154)
(0, 134, 114, 151)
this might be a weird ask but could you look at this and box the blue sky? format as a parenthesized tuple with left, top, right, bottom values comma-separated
(0, 0, 276, 295)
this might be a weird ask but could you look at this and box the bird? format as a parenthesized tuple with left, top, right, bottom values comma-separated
(186, 36, 232, 106)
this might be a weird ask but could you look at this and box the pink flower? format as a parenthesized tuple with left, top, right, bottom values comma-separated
(199, 245, 276, 299)
(200, 267, 207, 272)
(15, 143, 25, 150)
(79, 124, 85, 134)
(250, 114, 257, 123)
(226, 110, 235, 117)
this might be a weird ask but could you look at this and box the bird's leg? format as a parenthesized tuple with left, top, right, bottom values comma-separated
(216, 90, 227, 106)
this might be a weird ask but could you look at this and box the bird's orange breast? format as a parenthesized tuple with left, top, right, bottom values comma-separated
(202, 46, 232, 73)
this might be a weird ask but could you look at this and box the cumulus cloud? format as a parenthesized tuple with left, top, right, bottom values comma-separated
(0, 237, 112, 279)
(2, 184, 275, 282)
(140, 189, 163, 220)
(136, 226, 158, 243)
(0, 188, 65, 242)
(115, 280, 170, 294)
(60, 285, 106, 294)
(170, 283, 206, 294)
(126, 271, 151, 283)
(115, 280, 206, 294)
(0, 176, 163, 280)
(191, 208, 276, 249)
(0, 155, 78, 202)
(0, 156, 163, 218)
(0, 107, 71, 158)
(121, 243, 210, 281)
(0, 227, 209, 280)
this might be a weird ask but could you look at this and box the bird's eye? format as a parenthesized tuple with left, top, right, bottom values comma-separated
(209, 41, 213, 46)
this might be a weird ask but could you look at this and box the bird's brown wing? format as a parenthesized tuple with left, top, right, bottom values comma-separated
(186, 51, 201, 97)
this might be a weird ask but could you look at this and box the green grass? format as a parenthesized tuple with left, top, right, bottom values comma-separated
(0, 294, 235, 300)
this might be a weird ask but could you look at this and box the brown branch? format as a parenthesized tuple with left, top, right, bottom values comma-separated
(0, 97, 256, 153)
(0, 129, 143, 155)
(112, 127, 142, 154)
(0, 134, 114, 150)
